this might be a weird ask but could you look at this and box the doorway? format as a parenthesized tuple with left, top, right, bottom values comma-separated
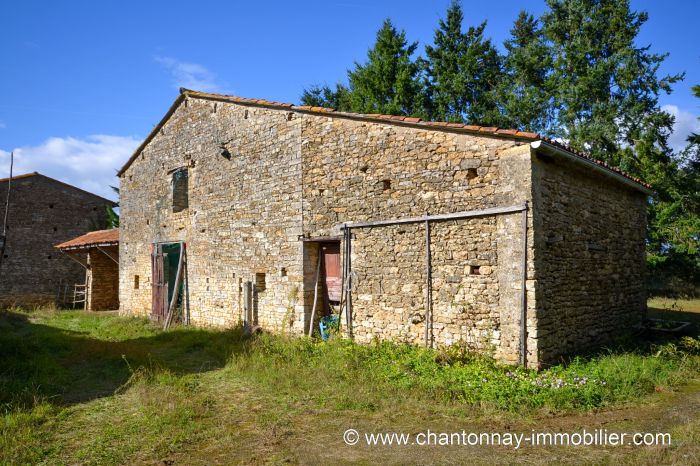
(151, 242, 184, 322)
(321, 242, 341, 305)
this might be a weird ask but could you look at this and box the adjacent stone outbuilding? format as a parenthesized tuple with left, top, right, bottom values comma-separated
(0, 172, 115, 307)
(54, 228, 119, 311)
(117, 89, 651, 367)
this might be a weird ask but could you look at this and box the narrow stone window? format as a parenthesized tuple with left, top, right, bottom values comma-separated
(172, 168, 189, 213)
(134, 275, 140, 289)
(280, 267, 287, 277)
(382, 179, 391, 191)
(255, 272, 266, 292)
(469, 265, 481, 275)
(53, 227, 57, 232)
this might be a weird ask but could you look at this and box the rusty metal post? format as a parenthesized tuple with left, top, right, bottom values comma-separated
(424, 217, 432, 348)
(520, 201, 529, 366)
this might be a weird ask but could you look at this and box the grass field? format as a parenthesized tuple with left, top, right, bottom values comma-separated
(1, 304, 699, 465)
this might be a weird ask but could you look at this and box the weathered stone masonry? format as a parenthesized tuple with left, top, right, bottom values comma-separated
(0, 173, 113, 307)
(118, 89, 649, 367)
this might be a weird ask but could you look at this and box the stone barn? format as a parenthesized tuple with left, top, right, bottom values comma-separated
(117, 89, 650, 367)
(0, 172, 116, 307)
(54, 228, 119, 311)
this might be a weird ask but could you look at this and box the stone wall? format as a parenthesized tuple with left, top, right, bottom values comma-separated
(86, 246, 119, 311)
(531, 153, 647, 362)
(299, 114, 535, 363)
(119, 98, 306, 331)
(0, 175, 111, 308)
(118, 95, 647, 367)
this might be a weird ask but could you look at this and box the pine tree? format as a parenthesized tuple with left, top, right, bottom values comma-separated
(499, 11, 555, 135)
(689, 85, 700, 145)
(345, 19, 425, 116)
(300, 84, 350, 110)
(423, 2, 502, 125)
(542, 0, 683, 165)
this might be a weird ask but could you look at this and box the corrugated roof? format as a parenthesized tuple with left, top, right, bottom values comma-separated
(54, 228, 119, 250)
(116, 88, 651, 192)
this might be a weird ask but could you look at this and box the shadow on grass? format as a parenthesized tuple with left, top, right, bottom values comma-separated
(0, 311, 249, 409)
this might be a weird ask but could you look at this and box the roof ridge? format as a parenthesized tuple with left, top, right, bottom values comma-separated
(0, 171, 39, 183)
(179, 88, 540, 140)
(0, 172, 117, 204)
(117, 89, 650, 191)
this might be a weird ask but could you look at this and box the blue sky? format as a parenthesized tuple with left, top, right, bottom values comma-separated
(1, 0, 698, 200)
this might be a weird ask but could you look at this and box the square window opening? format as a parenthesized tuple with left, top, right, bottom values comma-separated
(255, 272, 266, 292)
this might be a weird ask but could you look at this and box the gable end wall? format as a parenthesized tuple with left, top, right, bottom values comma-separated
(531, 153, 647, 362)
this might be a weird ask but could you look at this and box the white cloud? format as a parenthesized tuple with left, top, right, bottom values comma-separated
(662, 104, 700, 152)
(0, 134, 140, 201)
(155, 56, 225, 93)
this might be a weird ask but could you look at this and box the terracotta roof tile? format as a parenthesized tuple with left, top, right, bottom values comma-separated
(496, 129, 519, 135)
(116, 88, 651, 192)
(516, 131, 539, 138)
(539, 137, 652, 189)
(55, 228, 119, 250)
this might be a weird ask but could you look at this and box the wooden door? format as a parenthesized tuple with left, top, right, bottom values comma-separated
(151, 244, 166, 321)
(322, 243, 341, 302)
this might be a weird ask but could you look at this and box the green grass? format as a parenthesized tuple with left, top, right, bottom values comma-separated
(648, 297, 700, 313)
(1, 307, 699, 464)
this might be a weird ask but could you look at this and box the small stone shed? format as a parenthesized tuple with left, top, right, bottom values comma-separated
(0, 172, 115, 307)
(117, 88, 651, 367)
(54, 228, 119, 311)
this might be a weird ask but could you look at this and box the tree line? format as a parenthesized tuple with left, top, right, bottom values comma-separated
(301, 0, 699, 297)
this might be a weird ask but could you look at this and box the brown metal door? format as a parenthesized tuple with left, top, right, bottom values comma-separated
(151, 244, 166, 321)
(322, 243, 341, 302)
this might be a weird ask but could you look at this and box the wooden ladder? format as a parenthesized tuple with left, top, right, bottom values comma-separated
(72, 283, 87, 309)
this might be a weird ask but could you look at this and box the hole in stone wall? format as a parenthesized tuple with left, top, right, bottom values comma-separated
(47, 255, 51, 260)
(244, 109, 249, 119)
(255, 272, 266, 292)
(280, 267, 287, 277)
(469, 265, 481, 275)
(53, 227, 57, 232)
(360, 164, 369, 173)
(146, 219, 150, 225)
(49, 204, 54, 209)
(466, 168, 478, 180)
(382, 179, 391, 191)
(134, 275, 140, 289)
